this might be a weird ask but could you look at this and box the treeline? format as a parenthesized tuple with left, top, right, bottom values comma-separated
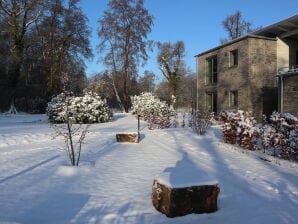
(0, 0, 92, 113)
(0, 0, 196, 113)
(86, 70, 196, 110)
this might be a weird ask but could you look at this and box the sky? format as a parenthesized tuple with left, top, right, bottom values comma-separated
(79, 0, 298, 81)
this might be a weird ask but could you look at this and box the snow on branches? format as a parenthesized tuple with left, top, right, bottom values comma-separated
(131, 92, 176, 129)
(47, 91, 113, 124)
(221, 110, 258, 150)
(221, 110, 298, 161)
(188, 111, 211, 135)
(260, 112, 298, 160)
(46, 91, 113, 166)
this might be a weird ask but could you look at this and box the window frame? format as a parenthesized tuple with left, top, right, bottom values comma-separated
(229, 90, 238, 107)
(229, 49, 238, 67)
(205, 55, 217, 85)
(206, 92, 217, 113)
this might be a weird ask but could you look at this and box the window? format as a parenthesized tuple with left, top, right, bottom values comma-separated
(206, 92, 217, 113)
(229, 91, 238, 107)
(229, 49, 238, 67)
(205, 56, 217, 84)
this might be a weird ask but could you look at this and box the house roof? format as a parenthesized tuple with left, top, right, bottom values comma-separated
(195, 14, 298, 58)
(194, 34, 275, 57)
(252, 14, 298, 39)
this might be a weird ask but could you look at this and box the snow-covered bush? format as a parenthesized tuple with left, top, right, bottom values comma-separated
(193, 118, 210, 135)
(47, 92, 68, 123)
(260, 112, 298, 160)
(188, 111, 211, 135)
(131, 92, 176, 129)
(47, 91, 112, 166)
(209, 112, 220, 125)
(47, 92, 112, 124)
(289, 129, 298, 160)
(221, 110, 298, 161)
(221, 110, 258, 150)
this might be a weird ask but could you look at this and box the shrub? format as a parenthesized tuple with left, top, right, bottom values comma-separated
(221, 110, 298, 161)
(47, 92, 113, 124)
(221, 110, 258, 150)
(188, 111, 211, 135)
(260, 112, 298, 160)
(47, 92, 68, 123)
(131, 92, 176, 129)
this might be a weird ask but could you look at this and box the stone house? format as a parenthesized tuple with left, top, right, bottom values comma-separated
(195, 14, 298, 120)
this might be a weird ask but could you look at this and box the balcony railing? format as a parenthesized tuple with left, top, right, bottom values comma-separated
(278, 65, 298, 75)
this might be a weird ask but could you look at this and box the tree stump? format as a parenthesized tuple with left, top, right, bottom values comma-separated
(152, 177, 220, 218)
(116, 133, 139, 143)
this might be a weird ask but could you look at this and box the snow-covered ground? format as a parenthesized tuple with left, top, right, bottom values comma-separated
(0, 113, 297, 224)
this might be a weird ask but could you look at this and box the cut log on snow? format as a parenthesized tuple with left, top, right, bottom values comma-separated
(116, 133, 139, 143)
(152, 177, 220, 218)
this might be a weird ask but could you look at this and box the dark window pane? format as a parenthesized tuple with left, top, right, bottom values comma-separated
(230, 50, 238, 67)
(229, 90, 238, 107)
(205, 56, 217, 84)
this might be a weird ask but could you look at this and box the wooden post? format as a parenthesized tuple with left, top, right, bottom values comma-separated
(137, 115, 140, 143)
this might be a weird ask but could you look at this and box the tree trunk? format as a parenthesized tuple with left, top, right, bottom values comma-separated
(67, 121, 75, 166)
(123, 82, 129, 113)
(111, 78, 125, 112)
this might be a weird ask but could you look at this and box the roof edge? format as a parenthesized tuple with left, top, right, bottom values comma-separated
(195, 34, 276, 58)
(252, 14, 298, 36)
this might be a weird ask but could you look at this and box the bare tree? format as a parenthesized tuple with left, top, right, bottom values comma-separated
(38, 0, 92, 98)
(177, 73, 196, 109)
(138, 70, 156, 93)
(0, 0, 43, 113)
(52, 118, 90, 166)
(155, 80, 169, 103)
(50, 74, 90, 166)
(85, 71, 120, 108)
(221, 10, 253, 44)
(157, 41, 187, 107)
(0, 0, 92, 113)
(98, 0, 154, 112)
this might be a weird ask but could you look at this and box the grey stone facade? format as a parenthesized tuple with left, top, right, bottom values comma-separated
(279, 74, 298, 117)
(196, 35, 278, 121)
(196, 15, 298, 121)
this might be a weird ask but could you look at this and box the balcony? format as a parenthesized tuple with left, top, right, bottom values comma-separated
(278, 66, 298, 76)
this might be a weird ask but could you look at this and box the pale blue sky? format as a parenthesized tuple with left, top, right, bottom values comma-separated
(79, 0, 297, 81)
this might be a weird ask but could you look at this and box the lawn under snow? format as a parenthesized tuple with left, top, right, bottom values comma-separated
(0, 113, 297, 224)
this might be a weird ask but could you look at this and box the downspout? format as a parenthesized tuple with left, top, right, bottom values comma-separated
(280, 75, 283, 113)
(196, 56, 199, 113)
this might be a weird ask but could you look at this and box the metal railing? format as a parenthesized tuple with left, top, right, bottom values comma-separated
(278, 65, 298, 74)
